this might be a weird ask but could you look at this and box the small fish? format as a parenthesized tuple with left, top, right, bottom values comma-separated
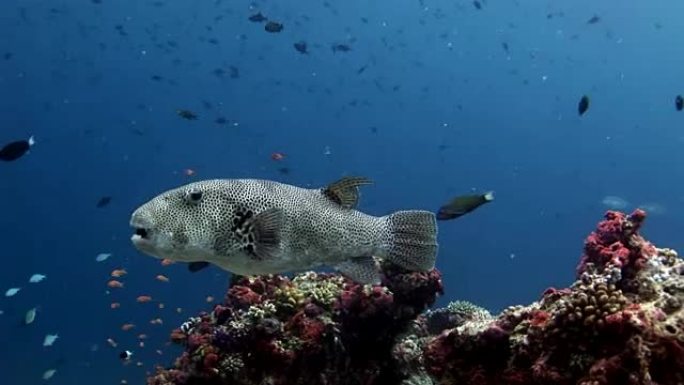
(264, 21, 283, 33)
(587, 15, 601, 24)
(160, 258, 175, 266)
(136, 295, 152, 303)
(96, 196, 112, 208)
(121, 323, 136, 331)
(110, 302, 121, 309)
(158, 303, 165, 309)
(184, 168, 196, 177)
(25, 307, 37, 325)
(473, 1, 482, 10)
(119, 350, 133, 361)
(155, 274, 170, 282)
(271, 152, 285, 161)
(578, 95, 590, 116)
(43, 333, 59, 347)
(176, 109, 198, 120)
(150, 318, 163, 325)
(107, 280, 124, 289)
(332, 44, 351, 53)
(5, 287, 20, 297)
(29, 274, 46, 283)
(248, 12, 267, 22)
(138, 334, 148, 339)
(96, 252, 112, 262)
(675, 95, 683, 111)
(437, 192, 494, 221)
(129, 177, 438, 284)
(294, 41, 308, 54)
(0, 135, 35, 162)
(107, 337, 118, 347)
(42, 369, 57, 380)
(206, 295, 215, 303)
(111, 269, 127, 278)
(601, 195, 628, 209)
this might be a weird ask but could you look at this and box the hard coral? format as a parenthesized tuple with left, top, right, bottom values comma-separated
(421, 210, 684, 385)
(148, 267, 443, 385)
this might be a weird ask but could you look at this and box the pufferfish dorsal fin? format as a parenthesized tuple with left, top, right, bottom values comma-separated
(322, 176, 373, 209)
(233, 207, 283, 260)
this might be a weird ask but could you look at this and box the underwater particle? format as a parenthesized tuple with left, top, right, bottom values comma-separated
(176, 109, 198, 120)
(42, 369, 57, 380)
(0, 135, 34, 162)
(43, 333, 59, 347)
(96, 196, 112, 208)
(29, 274, 46, 283)
(437, 191, 494, 220)
(5, 287, 20, 297)
(601, 195, 628, 209)
(265, 21, 283, 33)
(129, 176, 438, 285)
(587, 15, 601, 24)
(294, 41, 308, 54)
(578, 95, 590, 116)
(248, 12, 267, 22)
(25, 307, 37, 325)
(675, 95, 683, 111)
(95, 252, 112, 262)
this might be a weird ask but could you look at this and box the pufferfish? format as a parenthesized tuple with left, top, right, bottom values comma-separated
(129, 177, 438, 284)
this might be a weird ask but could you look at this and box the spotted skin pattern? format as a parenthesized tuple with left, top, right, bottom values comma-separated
(130, 178, 438, 281)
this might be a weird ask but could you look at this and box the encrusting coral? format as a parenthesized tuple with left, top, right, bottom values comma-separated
(149, 210, 684, 385)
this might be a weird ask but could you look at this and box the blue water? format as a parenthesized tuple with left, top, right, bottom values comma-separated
(2, 0, 684, 383)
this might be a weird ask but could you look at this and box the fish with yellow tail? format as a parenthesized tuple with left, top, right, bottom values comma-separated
(130, 177, 438, 284)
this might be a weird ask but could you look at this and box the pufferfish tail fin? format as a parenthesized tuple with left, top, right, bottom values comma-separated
(383, 210, 438, 271)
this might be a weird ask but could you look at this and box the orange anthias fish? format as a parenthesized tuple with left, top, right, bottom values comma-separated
(110, 302, 121, 309)
(108, 280, 124, 289)
(155, 275, 170, 283)
(136, 295, 153, 303)
(183, 168, 196, 177)
(160, 259, 175, 266)
(121, 323, 136, 331)
(111, 269, 127, 278)
(270, 152, 285, 161)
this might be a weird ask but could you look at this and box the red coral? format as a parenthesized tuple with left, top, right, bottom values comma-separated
(576, 209, 656, 277)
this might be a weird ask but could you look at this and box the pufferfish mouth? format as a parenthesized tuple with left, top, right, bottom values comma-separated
(134, 228, 149, 239)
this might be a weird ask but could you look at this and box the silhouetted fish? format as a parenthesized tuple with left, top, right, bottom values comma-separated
(97, 196, 112, 208)
(294, 41, 308, 54)
(578, 95, 590, 116)
(675, 95, 683, 111)
(265, 21, 283, 33)
(249, 13, 267, 23)
(0, 136, 34, 162)
(437, 192, 494, 221)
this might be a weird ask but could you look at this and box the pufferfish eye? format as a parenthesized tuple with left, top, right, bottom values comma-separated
(185, 187, 203, 204)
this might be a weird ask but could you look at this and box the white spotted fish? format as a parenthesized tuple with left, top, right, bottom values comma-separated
(130, 177, 438, 284)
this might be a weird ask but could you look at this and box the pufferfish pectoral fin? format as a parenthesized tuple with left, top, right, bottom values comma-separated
(322, 176, 373, 209)
(244, 207, 284, 260)
(187, 261, 211, 273)
(334, 256, 380, 285)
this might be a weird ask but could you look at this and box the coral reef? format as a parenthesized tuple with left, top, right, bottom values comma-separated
(147, 263, 443, 385)
(148, 210, 684, 385)
(423, 210, 684, 385)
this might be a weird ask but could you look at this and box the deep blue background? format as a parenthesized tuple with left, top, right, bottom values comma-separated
(1, 0, 683, 383)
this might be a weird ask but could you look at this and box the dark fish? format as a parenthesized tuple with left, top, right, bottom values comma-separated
(264, 21, 283, 33)
(587, 15, 601, 24)
(294, 41, 308, 54)
(277, 167, 290, 175)
(332, 44, 351, 53)
(215, 117, 228, 125)
(4, 52, 12, 60)
(578, 95, 590, 116)
(473, 1, 482, 10)
(501, 42, 509, 53)
(437, 192, 494, 221)
(0, 136, 34, 162)
(188, 261, 210, 273)
(96, 196, 112, 208)
(150, 75, 163, 81)
(676, 95, 683, 111)
(176, 109, 198, 120)
(249, 12, 267, 23)
(119, 350, 132, 361)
